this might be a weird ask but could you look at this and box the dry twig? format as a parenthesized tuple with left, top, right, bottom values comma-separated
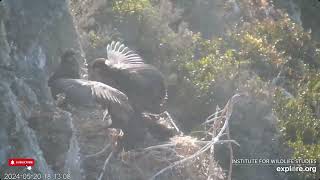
(207, 105, 220, 180)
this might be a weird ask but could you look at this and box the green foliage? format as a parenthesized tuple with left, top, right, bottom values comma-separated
(229, 17, 320, 170)
(174, 13, 319, 98)
(72, 1, 320, 178)
(230, 15, 320, 176)
(274, 73, 320, 164)
(88, 31, 109, 48)
(179, 12, 320, 179)
(184, 38, 238, 92)
(304, 73, 320, 104)
(227, 9, 320, 179)
(231, 16, 319, 83)
(112, 0, 151, 15)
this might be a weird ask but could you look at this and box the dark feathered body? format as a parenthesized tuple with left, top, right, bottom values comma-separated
(49, 50, 80, 98)
(89, 58, 167, 114)
(50, 50, 80, 80)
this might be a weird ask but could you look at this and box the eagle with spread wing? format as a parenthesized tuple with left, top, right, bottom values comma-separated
(48, 50, 134, 129)
(89, 41, 167, 114)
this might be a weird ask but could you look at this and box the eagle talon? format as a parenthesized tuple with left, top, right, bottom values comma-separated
(107, 128, 124, 152)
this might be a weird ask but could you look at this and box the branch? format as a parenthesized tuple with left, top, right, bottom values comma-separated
(97, 151, 113, 180)
(143, 143, 176, 151)
(207, 105, 220, 180)
(165, 111, 182, 134)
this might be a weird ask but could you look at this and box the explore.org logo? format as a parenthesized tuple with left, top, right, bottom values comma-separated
(232, 158, 318, 175)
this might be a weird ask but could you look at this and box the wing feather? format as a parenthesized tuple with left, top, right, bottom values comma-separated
(51, 78, 132, 111)
(106, 41, 145, 65)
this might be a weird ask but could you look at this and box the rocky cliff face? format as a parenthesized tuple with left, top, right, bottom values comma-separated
(0, 0, 82, 178)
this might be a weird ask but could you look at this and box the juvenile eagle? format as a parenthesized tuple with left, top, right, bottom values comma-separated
(48, 50, 133, 129)
(89, 41, 167, 114)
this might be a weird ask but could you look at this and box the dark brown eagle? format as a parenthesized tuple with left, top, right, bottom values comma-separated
(48, 50, 134, 129)
(88, 41, 167, 114)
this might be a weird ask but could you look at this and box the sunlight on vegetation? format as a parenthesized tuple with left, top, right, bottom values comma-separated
(112, 0, 151, 15)
(70, 0, 320, 178)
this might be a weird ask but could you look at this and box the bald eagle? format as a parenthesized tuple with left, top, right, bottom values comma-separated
(48, 50, 134, 129)
(89, 41, 167, 114)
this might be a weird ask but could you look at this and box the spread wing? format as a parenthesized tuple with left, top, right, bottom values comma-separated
(106, 41, 144, 65)
(50, 78, 132, 111)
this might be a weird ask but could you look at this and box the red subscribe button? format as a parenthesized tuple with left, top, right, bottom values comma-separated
(8, 158, 35, 167)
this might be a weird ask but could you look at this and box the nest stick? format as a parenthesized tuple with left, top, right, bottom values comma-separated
(97, 151, 113, 180)
(226, 126, 233, 180)
(165, 111, 181, 134)
(208, 105, 220, 180)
